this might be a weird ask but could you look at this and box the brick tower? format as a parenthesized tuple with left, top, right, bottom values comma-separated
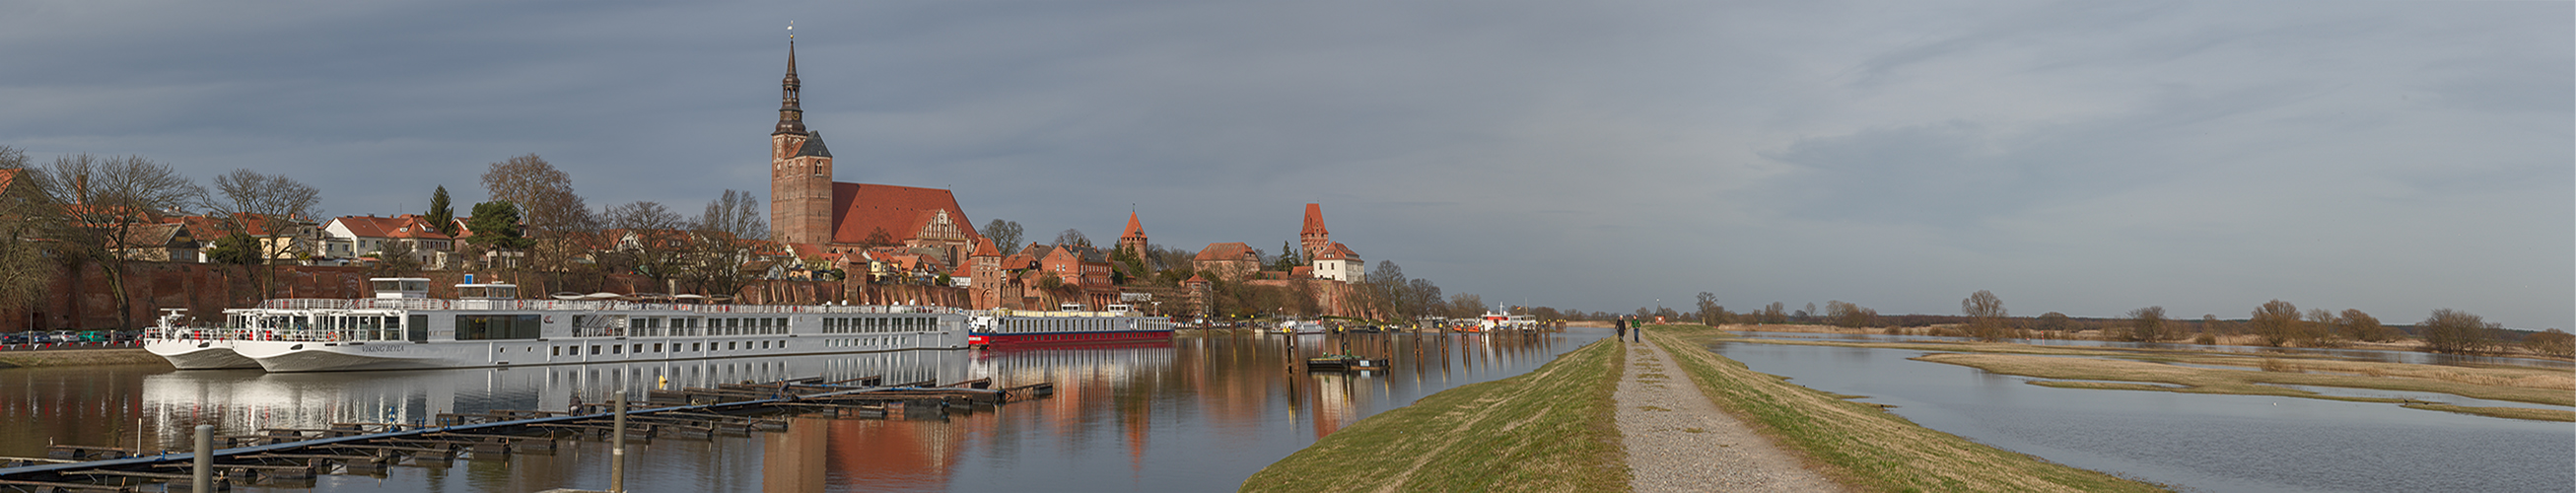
(771, 35, 835, 246)
(1117, 211, 1149, 258)
(1299, 203, 1330, 260)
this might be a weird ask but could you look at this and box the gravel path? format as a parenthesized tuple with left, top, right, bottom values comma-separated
(1616, 337, 1845, 492)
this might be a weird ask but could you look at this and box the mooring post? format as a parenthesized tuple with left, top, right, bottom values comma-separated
(611, 389, 627, 492)
(191, 424, 212, 492)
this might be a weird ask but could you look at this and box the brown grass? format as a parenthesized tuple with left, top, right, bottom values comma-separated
(1919, 353, 2573, 422)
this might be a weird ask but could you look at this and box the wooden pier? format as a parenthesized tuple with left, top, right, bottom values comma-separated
(0, 377, 1053, 492)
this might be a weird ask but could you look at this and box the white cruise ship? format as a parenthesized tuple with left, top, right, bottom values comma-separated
(145, 278, 969, 373)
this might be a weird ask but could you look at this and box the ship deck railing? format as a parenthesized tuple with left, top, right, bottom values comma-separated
(239, 299, 969, 314)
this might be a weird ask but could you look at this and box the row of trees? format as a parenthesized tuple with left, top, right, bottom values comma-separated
(0, 147, 782, 328)
(1617, 286, 2563, 357)
(3, 147, 327, 328)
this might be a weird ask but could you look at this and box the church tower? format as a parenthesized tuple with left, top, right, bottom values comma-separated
(1299, 203, 1330, 259)
(1117, 211, 1149, 259)
(771, 34, 836, 246)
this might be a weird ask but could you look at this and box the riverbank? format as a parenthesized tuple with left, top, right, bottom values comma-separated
(1704, 329, 2573, 421)
(1242, 339, 1630, 492)
(1646, 324, 2169, 492)
(0, 348, 170, 369)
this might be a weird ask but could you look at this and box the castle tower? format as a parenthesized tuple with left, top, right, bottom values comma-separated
(1117, 211, 1149, 259)
(1299, 203, 1330, 260)
(771, 35, 835, 246)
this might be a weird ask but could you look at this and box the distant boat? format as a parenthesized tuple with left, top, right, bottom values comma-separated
(1305, 354, 1386, 372)
(1278, 320, 1326, 335)
(966, 307, 1173, 349)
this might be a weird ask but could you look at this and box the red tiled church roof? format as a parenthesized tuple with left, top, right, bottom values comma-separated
(1121, 211, 1145, 239)
(828, 183, 980, 246)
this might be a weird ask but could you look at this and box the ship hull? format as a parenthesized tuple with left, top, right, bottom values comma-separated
(143, 340, 261, 370)
(969, 329, 1171, 348)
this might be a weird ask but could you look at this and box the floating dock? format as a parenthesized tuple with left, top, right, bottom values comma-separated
(0, 376, 1053, 491)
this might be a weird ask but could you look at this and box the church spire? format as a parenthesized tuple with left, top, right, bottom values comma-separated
(774, 23, 807, 136)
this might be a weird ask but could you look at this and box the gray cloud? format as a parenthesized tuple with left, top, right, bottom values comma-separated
(2, 0, 2565, 328)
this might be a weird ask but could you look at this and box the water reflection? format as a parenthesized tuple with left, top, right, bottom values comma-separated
(3, 329, 1599, 492)
(1736, 330, 2573, 369)
(1709, 340, 2575, 493)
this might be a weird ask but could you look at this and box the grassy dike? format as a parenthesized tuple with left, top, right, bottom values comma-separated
(0, 348, 171, 369)
(1242, 339, 1630, 493)
(1643, 324, 2168, 493)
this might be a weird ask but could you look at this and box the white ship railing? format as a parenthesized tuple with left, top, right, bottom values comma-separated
(255, 298, 965, 315)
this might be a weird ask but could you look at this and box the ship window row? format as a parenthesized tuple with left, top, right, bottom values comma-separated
(1000, 317, 1121, 333)
(826, 337, 899, 348)
(571, 316, 790, 337)
(228, 315, 404, 330)
(546, 339, 790, 356)
(823, 317, 931, 334)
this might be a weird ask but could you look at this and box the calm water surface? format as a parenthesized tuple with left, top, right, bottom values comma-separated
(1710, 336, 2575, 493)
(1, 329, 1603, 492)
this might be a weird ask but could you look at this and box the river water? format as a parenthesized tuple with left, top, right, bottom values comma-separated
(1709, 333, 2576, 493)
(0, 329, 1600, 492)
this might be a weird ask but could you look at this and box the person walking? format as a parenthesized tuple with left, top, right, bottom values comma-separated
(1615, 318, 1629, 342)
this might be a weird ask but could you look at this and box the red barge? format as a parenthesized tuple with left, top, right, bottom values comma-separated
(967, 305, 1174, 349)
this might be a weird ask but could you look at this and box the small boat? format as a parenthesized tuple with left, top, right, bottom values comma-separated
(1277, 320, 1326, 335)
(1305, 354, 1387, 372)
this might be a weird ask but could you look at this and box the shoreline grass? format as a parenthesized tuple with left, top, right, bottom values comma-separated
(1242, 339, 1628, 493)
(1644, 324, 2170, 493)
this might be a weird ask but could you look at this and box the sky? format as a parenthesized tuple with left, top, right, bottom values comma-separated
(2, 1, 2567, 329)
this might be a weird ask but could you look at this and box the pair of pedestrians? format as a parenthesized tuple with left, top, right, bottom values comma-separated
(1615, 318, 1640, 342)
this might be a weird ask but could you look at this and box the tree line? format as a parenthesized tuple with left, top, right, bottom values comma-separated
(0, 147, 779, 328)
(1616, 287, 2567, 358)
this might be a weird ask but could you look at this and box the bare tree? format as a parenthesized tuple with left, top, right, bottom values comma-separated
(206, 169, 322, 298)
(0, 146, 63, 313)
(364, 239, 423, 278)
(481, 154, 596, 281)
(1366, 260, 1407, 318)
(1055, 229, 1091, 248)
(2523, 328, 2574, 358)
(686, 190, 767, 298)
(2301, 308, 2342, 347)
(2249, 300, 2301, 347)
(2124, 306, 2168, 342)
(603, 201, 690, 290)
(982, 219, 1023, 255)
(1826, 301, 1877, 328)
(2417, 309, 2500, 354)
(2034, 312, 2073, 332)
(2337, 309, 2390, 342)
(1695, 292, 1726, 325)
(39, 155, 202, 328)
(1962, 290, 2008, 341)
(1448, 293, 1486, 318)
(1406, 278, 1442, 318)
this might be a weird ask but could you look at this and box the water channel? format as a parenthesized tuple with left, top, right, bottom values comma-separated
(1, 329, 1600, 492)
(1710, 331, 2575, 493)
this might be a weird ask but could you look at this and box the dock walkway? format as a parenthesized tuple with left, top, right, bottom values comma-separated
(0, 377, 1051, 491)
